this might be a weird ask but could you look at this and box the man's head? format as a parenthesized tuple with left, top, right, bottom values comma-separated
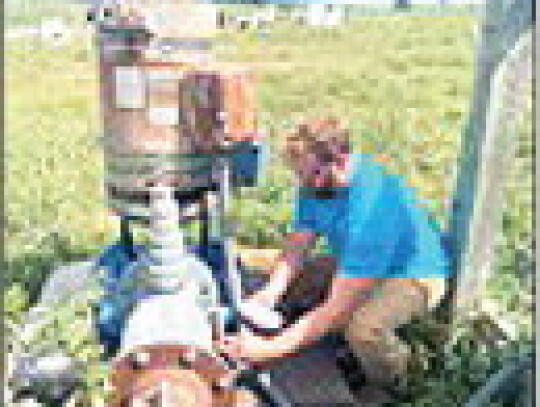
(282, 118, 351, 188)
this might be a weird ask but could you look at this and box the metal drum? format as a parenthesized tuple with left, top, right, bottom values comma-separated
(94, 1, 260, 217)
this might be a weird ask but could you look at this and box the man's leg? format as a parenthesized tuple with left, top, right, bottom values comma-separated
(343, 278, 430, 386)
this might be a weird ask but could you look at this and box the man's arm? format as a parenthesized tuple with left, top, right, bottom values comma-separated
(248, 231, 318, 308)
(221, 277, 378, 364)
(277, 277, 377, 352)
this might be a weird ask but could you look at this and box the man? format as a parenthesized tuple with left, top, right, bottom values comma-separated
(222, 118, 449, 392)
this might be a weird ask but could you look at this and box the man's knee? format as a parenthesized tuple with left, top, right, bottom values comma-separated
(343, 279, 430, 347)
(344, 313, 389, 347)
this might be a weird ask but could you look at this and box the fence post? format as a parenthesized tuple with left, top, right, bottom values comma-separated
(443, 0, 532, 325)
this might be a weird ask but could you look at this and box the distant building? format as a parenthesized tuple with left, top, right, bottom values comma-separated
(408, 0, 485, 4)
(348, 0, 395, 6)
(40, 18, 72, 44)
(305, 4, 345, 27)
(347, 0, 484, 5)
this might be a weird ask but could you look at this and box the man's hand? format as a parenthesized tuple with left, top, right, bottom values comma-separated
(245, 287, 279, 310)
(220, 330, 297, 365)
(238, 300, 284, 331)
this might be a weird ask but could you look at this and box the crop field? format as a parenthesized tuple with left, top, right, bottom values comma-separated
(5, 5, 533, 405)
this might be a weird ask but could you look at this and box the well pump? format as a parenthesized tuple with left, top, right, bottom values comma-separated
(87, 1, 288, 405)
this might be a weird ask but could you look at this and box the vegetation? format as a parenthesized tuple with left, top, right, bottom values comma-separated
(5, 4, 532, 405)
(5, 0, 82, 27)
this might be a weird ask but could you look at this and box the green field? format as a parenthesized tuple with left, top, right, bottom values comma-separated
(6, 15, 478, 286)
(5, 9, 533, 405)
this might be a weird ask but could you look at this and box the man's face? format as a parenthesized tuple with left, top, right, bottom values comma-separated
(286, 145, 320, 185)
(287, 148, 340, 188)
(284, 121, 349, 188)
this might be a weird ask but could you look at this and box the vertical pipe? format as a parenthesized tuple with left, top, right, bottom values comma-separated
(200, 194, 211, 258)
(120, 216, 136, 261)
(219, 156, 243, 313)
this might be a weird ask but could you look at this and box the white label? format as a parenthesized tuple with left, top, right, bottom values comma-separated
(114, 67, 145, 109)
(148, 107, 179, 126)
(146, 69, 184, 83)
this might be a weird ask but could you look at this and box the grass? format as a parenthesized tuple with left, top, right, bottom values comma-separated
(6, 13, 478, 263)
(5, 0, 82, 27)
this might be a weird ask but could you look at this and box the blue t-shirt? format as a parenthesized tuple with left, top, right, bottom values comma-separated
(292, 153, 449, 279)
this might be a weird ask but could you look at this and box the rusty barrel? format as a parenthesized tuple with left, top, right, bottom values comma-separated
(94, 2, 259, 217)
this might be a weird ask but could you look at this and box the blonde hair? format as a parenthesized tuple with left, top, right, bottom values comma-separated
(282, 117, 350, 164)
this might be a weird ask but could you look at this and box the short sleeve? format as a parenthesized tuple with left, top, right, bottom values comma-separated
(337, 169, 410, 278)
(291, 195, 318, 233)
